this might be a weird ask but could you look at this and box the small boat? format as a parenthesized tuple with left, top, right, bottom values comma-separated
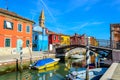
(66, 68, 107, 80)
(30, 58, 60, 70)
(71, 54, 84, 59)
(72, 58, 84, 63)
(37, 65, 59, 73)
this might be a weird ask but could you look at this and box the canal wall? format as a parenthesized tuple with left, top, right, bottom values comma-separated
(0, 51, 55, 75)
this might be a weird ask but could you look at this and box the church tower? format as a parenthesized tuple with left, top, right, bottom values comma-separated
(39, 9, 45, 28)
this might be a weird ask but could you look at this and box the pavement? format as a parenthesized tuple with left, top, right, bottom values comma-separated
(0, 51, 55, 63)
(100, 63, 120, 80)
(112, 63, 120, 80)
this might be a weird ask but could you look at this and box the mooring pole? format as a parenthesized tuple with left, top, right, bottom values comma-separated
(28, 44, 32, 64)
(86, 48, 90, 80)
(20, 47, 23, 72)
(16, 58, 19, 71)
(95, 53, 97, 68)
(86, 37, 90, 80)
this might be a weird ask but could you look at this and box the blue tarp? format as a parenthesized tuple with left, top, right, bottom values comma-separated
(35, 58, 54, 67)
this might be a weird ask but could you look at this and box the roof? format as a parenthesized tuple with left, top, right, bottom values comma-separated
(0, 8, 35, 24)
(47, 30, 56, 34)
(47, 30, 61, 35)
(32, 26, 42, 32)
(59, 33, 70, 36)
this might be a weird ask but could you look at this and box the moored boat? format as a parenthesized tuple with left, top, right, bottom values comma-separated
(66, 68, 107, 80)
(30, 58, 60, 70)
(71, 54, 84, 59)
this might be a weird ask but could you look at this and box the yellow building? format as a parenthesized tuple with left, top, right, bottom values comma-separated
(60, 34, 70, 46)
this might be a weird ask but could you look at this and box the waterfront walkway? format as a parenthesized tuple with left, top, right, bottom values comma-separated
(100, 63, 120, 80)
(0, 51, 55, 63)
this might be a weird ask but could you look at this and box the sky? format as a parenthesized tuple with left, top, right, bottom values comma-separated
(0, 0, 120, 39)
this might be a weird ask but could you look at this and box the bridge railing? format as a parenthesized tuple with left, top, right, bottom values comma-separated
(96, 39, 120, 49)
(96, 39, 111, 48)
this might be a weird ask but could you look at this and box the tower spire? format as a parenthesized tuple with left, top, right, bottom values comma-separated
(39, 9, 45, 28)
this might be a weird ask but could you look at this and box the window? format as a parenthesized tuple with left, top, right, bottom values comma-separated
(4, 21, 13, 30)
(5, 38, 10, 47)
(58, 36, 60, 40)
(35, 35, 38, 40)
(18, 24, 22, 32)
(54, 35, 56, 40)
(26, 40, 30, 47)
(26, 26, 30, 33)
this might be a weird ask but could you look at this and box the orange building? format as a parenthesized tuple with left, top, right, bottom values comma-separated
(0, 8, 34, 55)
(88, 37, 98, 46)
(110, 24, 120, 49)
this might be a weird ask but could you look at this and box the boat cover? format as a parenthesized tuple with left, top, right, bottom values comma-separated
(35, 58, 55, 67)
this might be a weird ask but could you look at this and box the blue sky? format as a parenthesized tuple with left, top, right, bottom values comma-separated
(0, 0, 120, 39)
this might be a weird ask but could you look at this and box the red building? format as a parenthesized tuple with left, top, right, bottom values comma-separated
(70, 33, 86, 45)
(48, 31, 60, 52)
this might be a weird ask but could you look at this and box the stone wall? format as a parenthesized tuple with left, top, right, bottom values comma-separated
(0, 47, 32, 56)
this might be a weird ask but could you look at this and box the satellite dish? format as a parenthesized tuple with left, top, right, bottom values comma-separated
(16, 39, 23, 53)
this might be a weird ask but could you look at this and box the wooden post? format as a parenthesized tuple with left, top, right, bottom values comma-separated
(98, 58, 100, 67)
(86, 37, 90, 80)
(16, 58, 19, 71)
(28, 44, 32, 64)
(86, 48, 90, 80)
(19, 47, 23, 72)
(95, 53, 98, 68)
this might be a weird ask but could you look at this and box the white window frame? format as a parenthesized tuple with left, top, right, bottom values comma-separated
(4, 20, 13, 30)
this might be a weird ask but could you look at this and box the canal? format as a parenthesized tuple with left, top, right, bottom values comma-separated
(0, 59, 86, 80)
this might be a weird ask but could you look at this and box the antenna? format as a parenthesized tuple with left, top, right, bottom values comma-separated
(5, 0, 8, 10)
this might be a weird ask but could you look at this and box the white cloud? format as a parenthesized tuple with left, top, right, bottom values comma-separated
(70, 21, 104, 31)
(71, 22, 89, 30)
(62, 0, 100, 14)
(91, 22, 104, 24)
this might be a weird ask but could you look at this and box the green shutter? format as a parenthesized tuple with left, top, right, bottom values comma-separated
(5, 39, 10, 47)
(4, 21, 6, 29)
(26, 40, 30, 47)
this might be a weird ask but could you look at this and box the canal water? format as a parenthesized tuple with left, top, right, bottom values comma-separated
(0, 59, 86, 80)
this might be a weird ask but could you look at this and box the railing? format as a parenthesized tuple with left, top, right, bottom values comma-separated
(56, 39, 120, 50)
(96, 39, 110, 48)
(96, 39, 120, 50)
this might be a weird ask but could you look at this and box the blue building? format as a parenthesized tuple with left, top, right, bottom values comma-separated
(32, 10, 48, 51)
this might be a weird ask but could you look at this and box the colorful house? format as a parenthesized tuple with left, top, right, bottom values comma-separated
(32, 10, 48, 51)
(70, 33, 86, 45)
(60, 34, 70, 46)
(0, 8, 34, 55)
(110, 24, 120, 49)
(48, 31, 61, 52)
(88, 37, 98, 46)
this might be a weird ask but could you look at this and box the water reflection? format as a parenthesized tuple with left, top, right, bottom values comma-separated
(0, 59, 86, 80)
